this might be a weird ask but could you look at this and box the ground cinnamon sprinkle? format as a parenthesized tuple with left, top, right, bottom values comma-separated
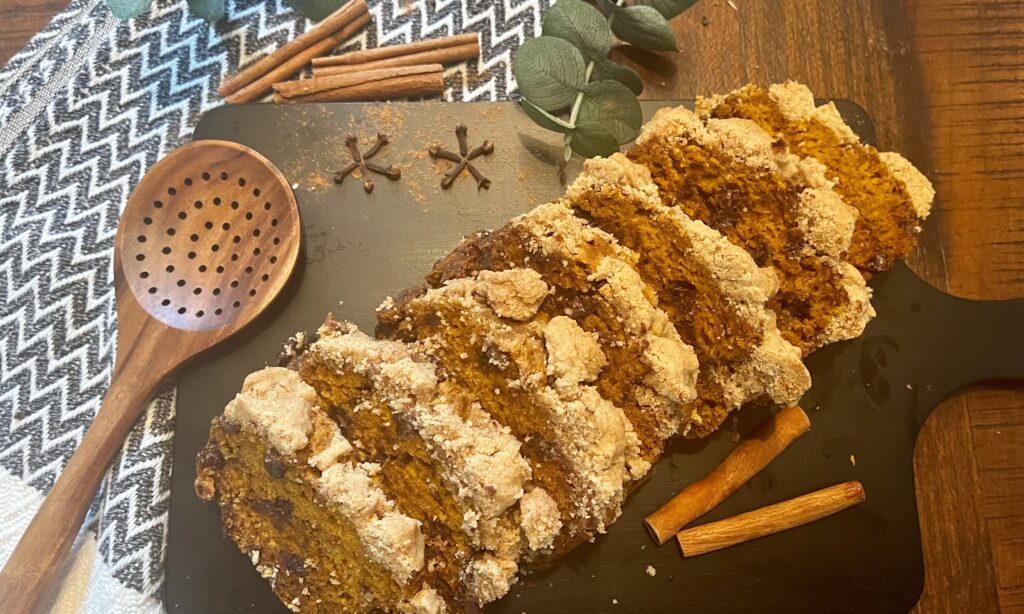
(364, 103, 409, 134)
(305, 171, 330, 191)
(399, 162, 429, 208)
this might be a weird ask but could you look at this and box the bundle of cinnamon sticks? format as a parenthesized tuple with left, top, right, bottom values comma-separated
(218, 0, 480, 105)
(219, 0, 371, 104)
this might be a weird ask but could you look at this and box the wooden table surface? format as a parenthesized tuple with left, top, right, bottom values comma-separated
(1, 1, 1021, 612)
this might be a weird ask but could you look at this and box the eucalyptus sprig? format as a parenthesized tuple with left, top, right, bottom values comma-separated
(106, 0, 345, 23)
(513, 0, 696, 160)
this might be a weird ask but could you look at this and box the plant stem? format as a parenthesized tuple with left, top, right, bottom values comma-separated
(562, 0, 627, 161)
(607, 0, 626, 29)
(563, 61, 595, 160)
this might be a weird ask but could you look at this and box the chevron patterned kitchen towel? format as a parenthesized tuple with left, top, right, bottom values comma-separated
(0, 1, 550, 611)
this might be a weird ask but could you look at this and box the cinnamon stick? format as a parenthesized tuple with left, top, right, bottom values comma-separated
(272, 70, 444, 104)
(675, 481, 866, 557)
(312, 42, 478, 78)
(273, 64, 441, 98)
(219, 0, 367, 98)
(645, 406, 811, 545)
(224, 8, 372, 105)
(312, 32, 478, 67)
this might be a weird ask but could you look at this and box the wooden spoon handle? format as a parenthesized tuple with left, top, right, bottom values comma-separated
(0, 360, 167, 614)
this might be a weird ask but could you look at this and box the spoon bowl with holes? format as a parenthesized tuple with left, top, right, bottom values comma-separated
(0, 140, 300, 614)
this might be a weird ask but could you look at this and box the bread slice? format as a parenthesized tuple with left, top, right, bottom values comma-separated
(564, 154, 810, 434)
(697, 82, 935, 275)
(197, 322, 560, 612)
(627, 106, 874, 353)
(427, 201, 700, 460)
(377, 274, 642, 550)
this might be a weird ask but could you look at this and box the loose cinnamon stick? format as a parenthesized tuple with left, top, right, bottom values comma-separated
(675, 481, 866, 557)
(645, 406, 811, 545)
(272, 71, 444, 104)
(312, 32, 478, 67)
(312, 42, 479, 78)
(224, 9, 372, 105)
(273, 64, 441, 98)
(219, 0, 367, 97)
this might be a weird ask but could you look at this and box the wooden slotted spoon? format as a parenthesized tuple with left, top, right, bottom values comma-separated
(0, 140, 301, 614)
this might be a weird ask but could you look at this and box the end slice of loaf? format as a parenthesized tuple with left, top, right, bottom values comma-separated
(697, 81, 934, 276)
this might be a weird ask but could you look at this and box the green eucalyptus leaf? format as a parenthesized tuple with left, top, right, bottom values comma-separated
(635, 0, 698, 19)
(541, 0, 611, 61)
(105, 0, 153, 19)
(188, 0, 224, 22)
(611, 5, 678, 52)
(570, 122, 620, 158)
(578, 81, 642, 144)
(285, 0, 347, 21)
(591, 57, 644, 95)
(520, 100, 575, 134)
(513, 36, 587, 111)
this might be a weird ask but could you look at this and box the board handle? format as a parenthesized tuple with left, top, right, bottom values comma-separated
(0, 360, 163, 614)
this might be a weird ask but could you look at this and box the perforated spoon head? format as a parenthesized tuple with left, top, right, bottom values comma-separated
(114, 140, 300, 363)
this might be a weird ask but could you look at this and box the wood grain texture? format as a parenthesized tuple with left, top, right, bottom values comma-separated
(0, 0, 65, 65)
(0, 0, 1020, 610)
(0, 141, 301, 614)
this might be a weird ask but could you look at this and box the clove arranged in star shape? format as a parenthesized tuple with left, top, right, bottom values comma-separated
(334, 133, 401, 194)
(429, 124, 494, 189)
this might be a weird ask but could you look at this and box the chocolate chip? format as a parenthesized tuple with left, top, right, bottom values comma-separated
(428, 355, 450, 382)
(279, 551, 306, 576)
(249, 497, 294, 530)
(277, 331, 317, 368)
(196, 441, 225, 471)
(481, 343, 510, 371)
(263, 448, 286, 479)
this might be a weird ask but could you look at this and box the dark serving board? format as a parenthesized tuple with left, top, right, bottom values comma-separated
(165, 101, 1024, 613)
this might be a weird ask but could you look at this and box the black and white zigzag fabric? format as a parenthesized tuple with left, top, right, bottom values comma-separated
(0, 1, 550, 609)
